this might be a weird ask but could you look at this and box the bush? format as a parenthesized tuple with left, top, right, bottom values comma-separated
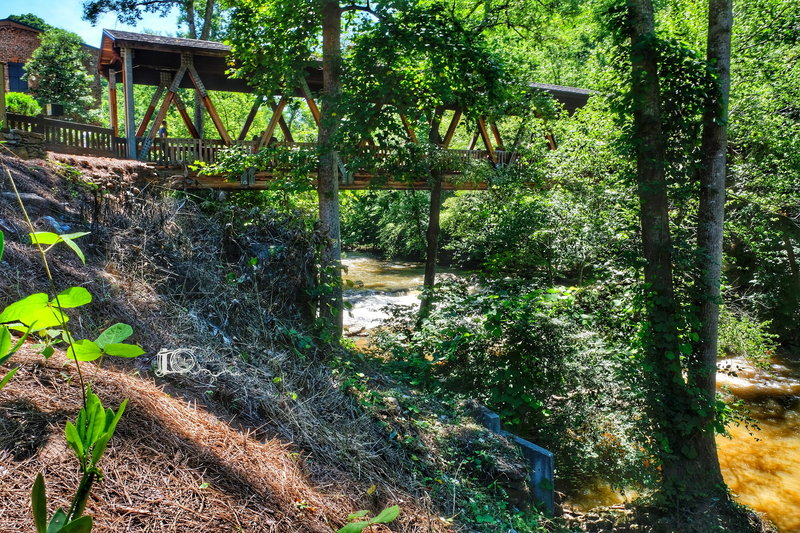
(5, 92, 42, 116)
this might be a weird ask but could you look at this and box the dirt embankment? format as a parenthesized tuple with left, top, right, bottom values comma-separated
(0, 153, 450, 532)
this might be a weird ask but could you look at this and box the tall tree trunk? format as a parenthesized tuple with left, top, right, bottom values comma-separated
(683, 0, 733, 493)
(626, 0, 687, 492)
(185, 0, 197, 38)
(318, 0, 343, 338)
(200, 0, 215, 39)
(419, 112, 444, 322)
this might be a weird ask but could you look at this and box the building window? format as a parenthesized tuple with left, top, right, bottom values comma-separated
(8, 62, 28, 93)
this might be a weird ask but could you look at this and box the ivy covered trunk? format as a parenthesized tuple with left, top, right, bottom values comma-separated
(318, 0, 343, 337)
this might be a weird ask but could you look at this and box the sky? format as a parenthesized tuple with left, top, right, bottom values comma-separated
(2, 0, 182, 46)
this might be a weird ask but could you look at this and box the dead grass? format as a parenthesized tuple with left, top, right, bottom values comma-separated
(0, 152, 450, 532)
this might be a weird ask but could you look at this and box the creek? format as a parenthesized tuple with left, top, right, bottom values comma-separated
(341, 252, 800, 532)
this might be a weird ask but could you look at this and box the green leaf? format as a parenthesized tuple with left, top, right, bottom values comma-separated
(29, 232, 61, 246)
(32, 473, 48, 533)
(46, 508, 67, 533)
(95, 323, 133, 349)
(67, 340, 102, 362)
(0, 366, 19, 391)
(106, 398, 128, 436)
(1, 325, 32, 365)
(337, 521, 370, 533)
(346, 510, 371, 521)
(64, 422, 85, 461)
(0, 293, 48, 323)
(371, 505, 400, 524)
(51, 287, 92, 308)
(102, 343, 144, 358)
(21, 306, 70, 331)
(90, 432, 111, 468)
(0, 326, 10, 359)
(60, 234, 89, 264)
(59, 516, 93, 533)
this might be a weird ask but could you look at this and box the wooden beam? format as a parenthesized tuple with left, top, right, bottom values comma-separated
(184, 56, 232, 144)
(299, 77, 320, 127)
(139, 64, 187, 159)
(121, 47, 136, 159)
(490, 121, 504, 150)
(477, 117, 497, 164)
(468, 130, 479, 150)
(442, 109, 462, 148)
(172, 92, 200, 138)
(545, 132, 557, 150)
(237, 97, 262, 141)
(136, 72, 169, 137)
(108, 68, 119, 137)
(271, 100, 294, 142)
(257, 97, 288, 150)
(400, 114, 418, 143)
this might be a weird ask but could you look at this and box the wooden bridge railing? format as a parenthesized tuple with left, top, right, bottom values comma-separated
(144, 138, 519, 173)
(7, 113, 126, 158)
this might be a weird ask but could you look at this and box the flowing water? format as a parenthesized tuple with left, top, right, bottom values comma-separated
(341, 252, 800, 531)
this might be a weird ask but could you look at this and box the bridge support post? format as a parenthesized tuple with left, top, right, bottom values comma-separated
(121, 48, 137, 159)
(108, 68, 119, 137)
(0, 61, 6, 129)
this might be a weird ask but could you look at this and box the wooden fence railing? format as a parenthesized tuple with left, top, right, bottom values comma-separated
(7, 113, 125, 158)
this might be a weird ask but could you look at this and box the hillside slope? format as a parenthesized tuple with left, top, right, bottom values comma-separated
(0, 152, 453, 532)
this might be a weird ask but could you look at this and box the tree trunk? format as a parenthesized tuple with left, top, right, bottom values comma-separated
(318, 0, 343, 338)
(626, 0, 687, 492)
(200, 0, 215, 39)
(682, 0, 733, 493)
(419, 112, 444, 322)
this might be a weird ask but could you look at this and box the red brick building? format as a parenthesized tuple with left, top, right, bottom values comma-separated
(0, 18, 100, 99)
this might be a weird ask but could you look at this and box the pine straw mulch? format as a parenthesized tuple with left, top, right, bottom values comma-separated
(0, 348, 444, 532)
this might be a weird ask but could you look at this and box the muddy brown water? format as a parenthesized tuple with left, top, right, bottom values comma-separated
(341, 253, 799, 531)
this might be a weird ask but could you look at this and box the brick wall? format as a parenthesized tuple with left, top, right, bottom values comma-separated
(0, 20, 101, 103)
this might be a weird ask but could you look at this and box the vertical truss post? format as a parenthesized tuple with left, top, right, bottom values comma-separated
(107, 68, 119, 137)
(121, 48, 136, 159)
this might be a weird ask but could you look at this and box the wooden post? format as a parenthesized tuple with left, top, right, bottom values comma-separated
(271, 100, 294, 142)
(139, 63, 187, 159)
(299, 77, 321, 127)
(490, 121, 504, 150)
(400, 114, 418, 143)
(108, 68, 119, 137)
(121, 48, 137, 159)
(0, 62, 6, 128)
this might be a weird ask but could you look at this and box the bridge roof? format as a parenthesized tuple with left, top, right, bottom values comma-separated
(98, 29, 590, 111)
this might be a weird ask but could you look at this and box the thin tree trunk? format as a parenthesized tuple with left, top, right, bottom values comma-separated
(419, 112, 444, 322)
(200, 0, 215, 39)
(318, 0, 343, 338)
(185, 1, 197, 38)
(685, 0, 733, 492)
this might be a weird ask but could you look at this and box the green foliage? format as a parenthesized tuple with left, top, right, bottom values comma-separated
(24, 29, 96, 120)
(5, 92, 43, 116)
(717, 306, 777, 363)
(337, 505, 400, 533)
(6, 13, 53, 31)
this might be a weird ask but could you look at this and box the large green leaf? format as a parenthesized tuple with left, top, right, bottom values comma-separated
(103, 343, 144, 358)
(46, 508, 67, 533)
(371, 505, 400, 524)
(67, 340, 102, 362)
(29, 232, 61, 246)
(337, 521, 370, 533)
(51, 287, 92, 308)
(94, 323, 133, 349)
(64, 422, 85, 461)
(0, 293, 48, 323)
(32, 473, 48, 533)
(59, 516, 93, 533)
(59, 233, 89, 265)
(21, 306, 69, 331)
(0, 367, 19, 391)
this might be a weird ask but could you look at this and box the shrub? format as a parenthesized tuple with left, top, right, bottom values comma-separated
(5, 92, 42, 116)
